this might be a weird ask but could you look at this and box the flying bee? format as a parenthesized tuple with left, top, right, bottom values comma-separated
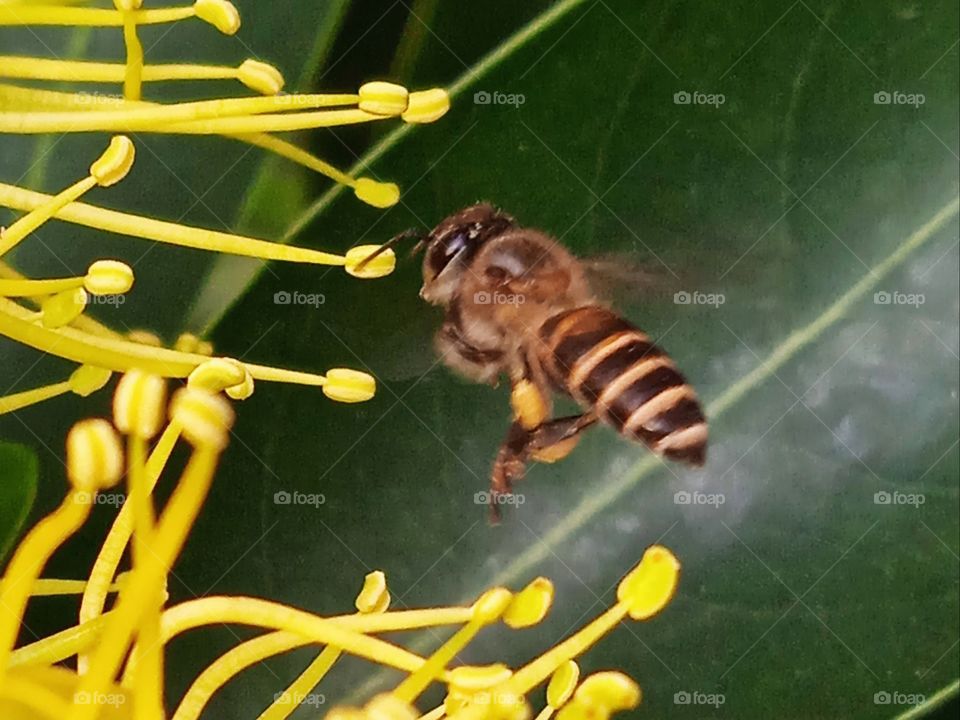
(365, 203, 708, 520)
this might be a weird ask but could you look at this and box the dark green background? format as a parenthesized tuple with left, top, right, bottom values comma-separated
(1, 1, 958, 718)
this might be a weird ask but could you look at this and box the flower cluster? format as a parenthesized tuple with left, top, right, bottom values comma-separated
(1, 0, 450, 415)
(0, 369, 681, 720)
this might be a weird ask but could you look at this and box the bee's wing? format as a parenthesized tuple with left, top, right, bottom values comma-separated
(581, 252, 687, 308)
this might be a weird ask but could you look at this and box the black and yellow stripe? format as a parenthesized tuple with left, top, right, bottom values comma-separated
(539, 306, 707, 465)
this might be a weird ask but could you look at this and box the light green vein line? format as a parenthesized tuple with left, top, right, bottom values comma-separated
(483, 194, 960, 590)
(347, 195, 959, 703)
(197, 0, 593, 335)
(891, 679, 959, 720)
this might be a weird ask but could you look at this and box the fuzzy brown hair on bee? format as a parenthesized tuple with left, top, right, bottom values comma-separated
(413, 203, 708, 521)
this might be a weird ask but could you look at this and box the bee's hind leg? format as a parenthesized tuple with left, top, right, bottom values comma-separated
(527, 412, 598, 463)
(488, 412, 598, 523)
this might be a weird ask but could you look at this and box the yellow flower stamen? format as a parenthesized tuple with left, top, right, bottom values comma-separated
(8, 613, 114, 669)
(0, 419, 123, 675)
(188, 357, 254, 399)
(503, 577, 554, 628)
(39, 287, 87, 328)
(474, 547, 679, 711)
(394, 588, 514, 703)
(77, 419, 182, 673)
(0, 1, 240, 34)
(26, 576, 125, 598)
(0, 364, 110, 415)
(256, 571, 391, 720)
(533, 662, 579, 720)
(345, 244, 398, 279)
(72, 390, 232, 720)
(0, 181, 347, 263)
(554, 672, 639, 720)
(0, 55, 284, 92)
(0, 136, 134, 257)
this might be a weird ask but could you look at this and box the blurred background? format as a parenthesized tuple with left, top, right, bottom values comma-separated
(1, 1, 958, 718)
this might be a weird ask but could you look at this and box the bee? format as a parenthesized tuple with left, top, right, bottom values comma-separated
(371, 203, 708, 519)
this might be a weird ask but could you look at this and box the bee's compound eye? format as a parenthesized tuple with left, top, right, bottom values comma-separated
(428, 230, 469, 276)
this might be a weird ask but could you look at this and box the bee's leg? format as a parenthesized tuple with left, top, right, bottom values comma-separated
(490, 420, 533, 523)
(527, 412, 598, 463)
(488, 412, 597, 523)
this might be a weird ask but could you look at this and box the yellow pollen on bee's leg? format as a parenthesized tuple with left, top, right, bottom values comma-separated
(511, 379, 548, 430)
(530, 436, 579, 464)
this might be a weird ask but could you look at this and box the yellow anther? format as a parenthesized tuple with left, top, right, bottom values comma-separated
(504, 577, 554, 628)
(616, 545, 680, 620)
(237, 59, 284, 95)
(365, 693, 418, 720)
(196, 339, 215, 356)
(345, 243, 397, 278)
(355, 570, 390, 613)
(471, 587, 514, 624)
(358, 81, 409, 116)
(353, 178, 401, 209)
(174, 332, 202, 353)
(448, 664, 513, 692)
(573, 672, 640, 712)
(547, 661, 580, 708)
(89, 136, 135, 187)
(194, 0, 241, 35)
(84, 259, 134, 295)
(187, 357, 252, 399)
(66, 418, 124, 492)
(40, 287, 87, 328)
(113, 370, 166, 438)
(170, 386, 235, 450)
(127, 329, 163, 346)
(68, 365, 112, 397)
(322, 368, 376, 403)
(401, 88, 450, 123)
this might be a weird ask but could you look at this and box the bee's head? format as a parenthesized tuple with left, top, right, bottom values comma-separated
(419, 203, 515, 305)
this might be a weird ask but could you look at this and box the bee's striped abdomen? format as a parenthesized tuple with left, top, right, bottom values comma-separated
(539, 306, 707, 466)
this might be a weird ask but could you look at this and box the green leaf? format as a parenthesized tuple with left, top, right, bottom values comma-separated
(193, 1, 959, 716)
(0, 442, 38, 563)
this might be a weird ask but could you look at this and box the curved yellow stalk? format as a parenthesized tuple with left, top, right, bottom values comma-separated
(0, 380, 72, 414)
(119, 7, 144, 100)
(77, 420, 181, 674)
(0, 275, 83, 296)
(0, 182, 347, 264)
(8, 613, 114, 669)
(0, 491, 92, 673)
(0, 56, 278, 91)
(72, 447, 221, 720)
(0, 4, 206, 28)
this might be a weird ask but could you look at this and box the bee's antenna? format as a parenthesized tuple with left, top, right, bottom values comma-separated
(354, 228, 424, 272)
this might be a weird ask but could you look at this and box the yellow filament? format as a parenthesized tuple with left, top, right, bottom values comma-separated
(8, 613, 113, 669)
(0, 56, 269, 87)
(29, 577, 124, 597)
(0, 183, 346, 264)
(0, 275, 83, 296)
(120, 10, 143, 100)
(77, 420, 181, 674)
(72, 447, 220, 720)
(0, 5, 197, 27)
(0, 176, 96, 256)
(0, 491, 91, 673)
(0, 380, 71, 415)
